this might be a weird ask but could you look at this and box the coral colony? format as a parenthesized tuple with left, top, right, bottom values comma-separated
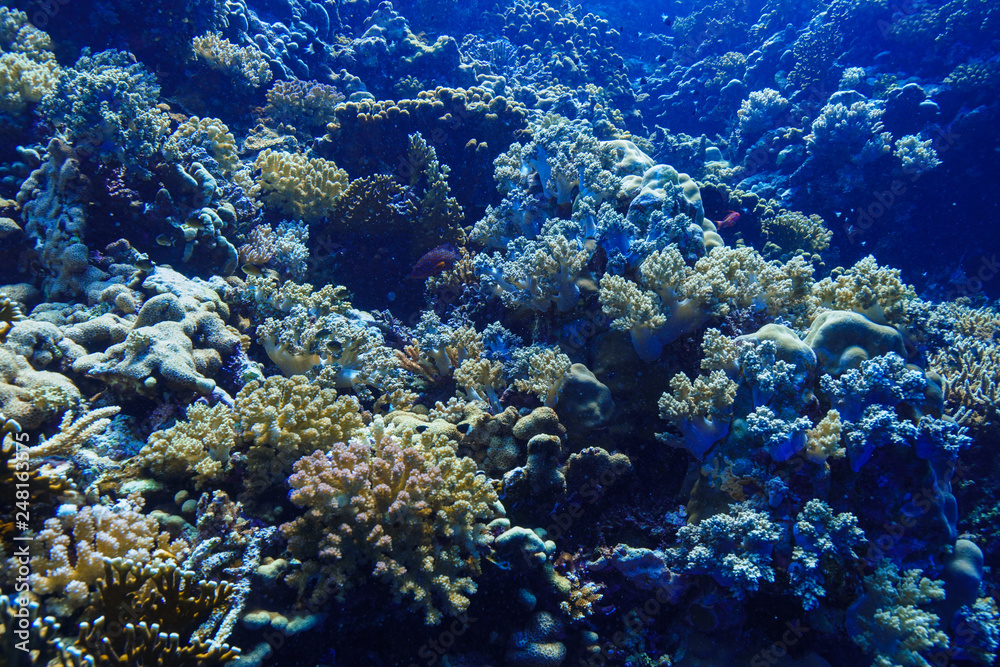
(1, 0, 999, 665)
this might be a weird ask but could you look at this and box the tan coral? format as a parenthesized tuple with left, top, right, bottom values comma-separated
(27, 406, 120, 459)
(803, 409, 845, 463)
(191, 32, 271, 89)
(28, 497, 187, 616)
(236, 375, 365, 490)
(514, 347, 572, 407)
(280, 417, 499, 625)
(930, 338, 1000, 431)
(252, 149, 349, 223)
(164, 116, 240, 175)
(812, 255, 916, 327)
(140, 402, 236, 488)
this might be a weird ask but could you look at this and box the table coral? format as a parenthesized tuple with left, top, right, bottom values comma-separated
(280, 417, 499, 625)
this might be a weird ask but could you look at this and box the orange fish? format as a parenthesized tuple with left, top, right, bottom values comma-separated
(715, 211, 741, 229)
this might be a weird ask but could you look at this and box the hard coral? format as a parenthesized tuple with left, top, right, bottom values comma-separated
(235, 374, 364, 489)
(73, 293, 241, 397)
(251, 149, 349, 224)
(280, 417, 499, 625)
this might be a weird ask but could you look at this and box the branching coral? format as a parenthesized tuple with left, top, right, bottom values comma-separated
(819, 352, 927, 422)
(264, 78, 344, 133)
(600, 244, 815, 361)
(930, 337, 1000, 431)
(280, 418, 499, 624)
(29, 497, 188, 616)
(191, 32, 271, 89)
(511, 346, 572, 407)
(235, 374, 365, 489)
(252, 149, 349, 223)
(40, 50, 169, 175)
(476, 231, 593, 313)
(139, 402, 235, 489)
(760, 210, 833, 262)
(26, 406, 121, 459)
(257, 309, 402, 391)
(847, 562, 949, 667)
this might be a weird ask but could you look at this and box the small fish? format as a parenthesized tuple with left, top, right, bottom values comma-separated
(135, 256, 154, 271)
(240, 263, 262, 277)
(408, 243, 460, 280)
(715, 211, 741, 229)
(155, 234, 174, 246)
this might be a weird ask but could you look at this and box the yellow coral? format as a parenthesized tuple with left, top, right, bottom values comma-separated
(236, 375, 365, 489)
(658, 369, 738, 459)
(812, 255, 916, 326)
(930, 338, 1000, 431)
(164, 116, 240, 175)
(761, 210, 832, 261)
(252, 149, 349, 223)
(280, 417, 499, 624)
(454, 357, 507, 408)
(140, 402, 235, 488)
(191, 32, 271, 89)
(803, 409, 845, 463)
(0, 8, 58, 114)
(514, 347, 571, 407)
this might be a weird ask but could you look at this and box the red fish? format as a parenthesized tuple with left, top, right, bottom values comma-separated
(715, 211, 741, 229)
(408, 244, 460, 279)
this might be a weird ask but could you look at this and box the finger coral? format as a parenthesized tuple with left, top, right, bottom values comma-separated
(235, 374, 365, 488)
(29, 497, 188, 616)
(252, 149, 349, 223)
(280, 417, 499, 624)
